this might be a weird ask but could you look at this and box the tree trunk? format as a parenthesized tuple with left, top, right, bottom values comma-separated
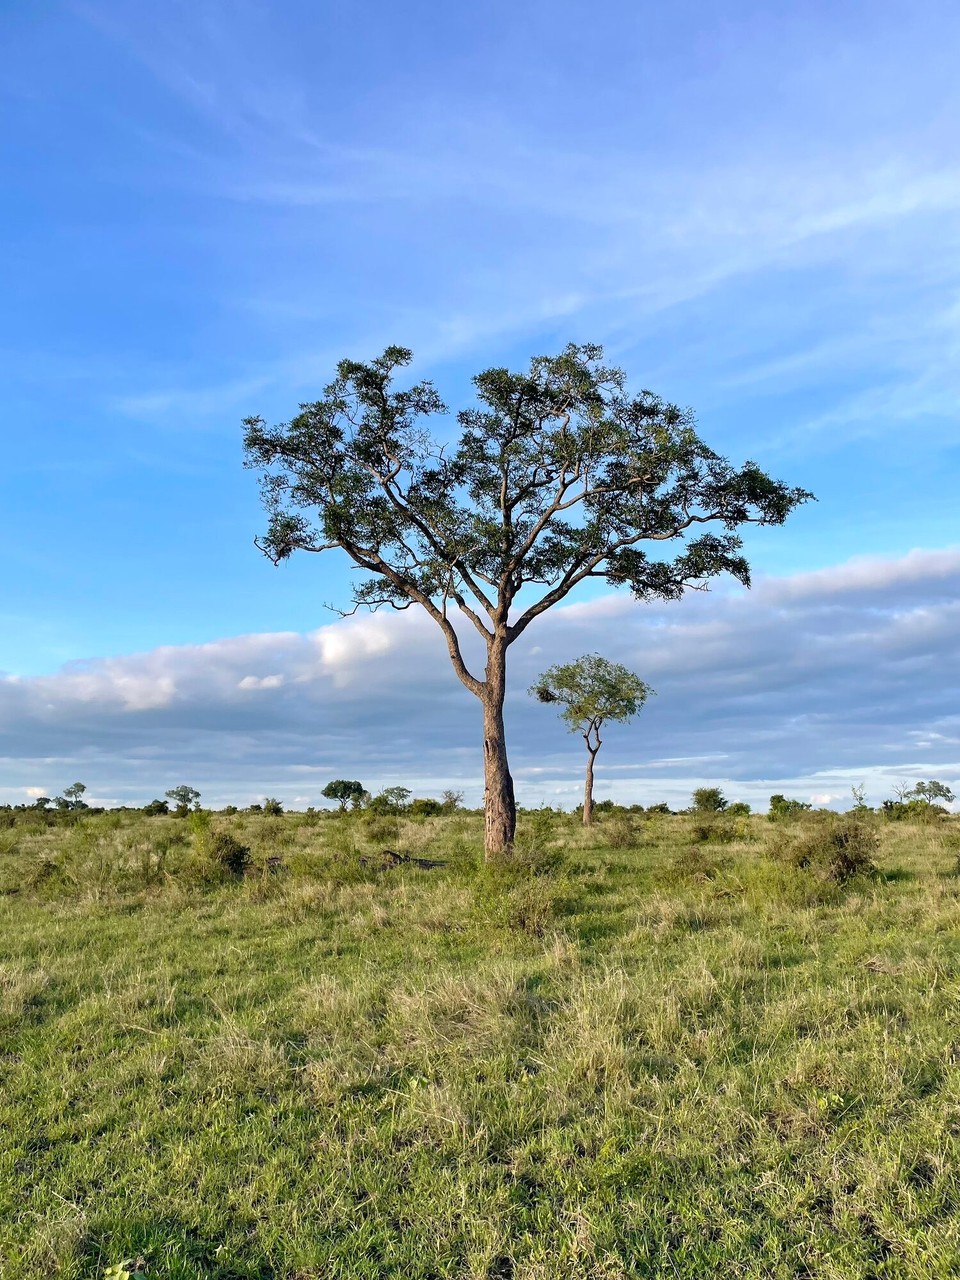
(583, 746, 599, 826)
(482, 641, 516, 859)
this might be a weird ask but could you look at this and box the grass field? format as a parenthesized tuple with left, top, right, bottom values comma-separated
(2, 806, 960, 1279)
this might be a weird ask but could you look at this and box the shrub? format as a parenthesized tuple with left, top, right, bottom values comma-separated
(726, 801, 751, 816)
(142, 799, 169, 817)
(474, 859, 567, 935)
(208, 831, 251, 878)
(692, 787, 728, 813)
(768, 794, 813, 820)
(691, 818, 739, 844)
(881, 798, 948, 823)
(408, 797, 443, 817)
(362, 815, 401, 846)
(503, 878, 560, 936)
(263, 798, 284, 816)
(511, 807, 564, 874)
(604, 814, 640, 849)
(775, 820, 879, 884)
(664, 845, 727, 884)
(645, 802, 673, 815)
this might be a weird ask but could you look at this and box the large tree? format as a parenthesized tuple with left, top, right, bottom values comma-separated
(531, 654, 652, 825)
(243, 343, 811, 858)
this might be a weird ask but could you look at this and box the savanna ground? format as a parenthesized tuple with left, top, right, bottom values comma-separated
(2, 805, 960, 1279)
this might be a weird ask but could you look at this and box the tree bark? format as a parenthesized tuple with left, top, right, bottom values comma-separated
(481, 641, 516, 858)
(583, 746, 599, 826)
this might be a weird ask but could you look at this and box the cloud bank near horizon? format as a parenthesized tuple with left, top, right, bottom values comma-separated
(2, 547, 958, 812)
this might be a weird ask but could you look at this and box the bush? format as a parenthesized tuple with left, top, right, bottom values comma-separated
(663, 846, 728, 884)
(408, 797, 443, 817)
(474, 859, 568, 936)
(691, 818, 740, 844)
(775, 820, 879, 885)
(208, 831, 251, 878)
(362, 815, 401, 846)
(511, 807, 564, 875)
(142, 799, 169, 817)
(768, 794, 813, 820)
(369, 786, 412, 815)
(726, 801, 751, 816)
(881, 798, 948, 823)
(262, 798, 284, 816)
(692, 787, 728, 813)
(604, 814, 640, 849)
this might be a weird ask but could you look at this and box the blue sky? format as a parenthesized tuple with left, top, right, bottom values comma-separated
(1, 1, 958, 807)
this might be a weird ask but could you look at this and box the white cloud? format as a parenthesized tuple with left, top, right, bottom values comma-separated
(1, 548, 958, 811)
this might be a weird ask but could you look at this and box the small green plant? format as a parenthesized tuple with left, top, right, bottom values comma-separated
(262, 797, 284, 816)
(104, 1260, 147, 1279)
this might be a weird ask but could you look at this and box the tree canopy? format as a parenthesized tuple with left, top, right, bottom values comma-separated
(244, 343, 812, 855)
(532, 654, 652, 734)
(532, 654, 653, 825)
(166, 785, 201, 817)
(321, 779, 365, 811)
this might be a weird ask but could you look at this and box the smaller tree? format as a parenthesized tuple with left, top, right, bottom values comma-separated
(62, 781, 88, 810)
(531, 655, 653, 826)
(850, 783, 869, 812)
(262, 797, 284, 816)
(441, 789, 464, 814)
(143, 798, 169, 817)
(321, 779, 365, 811)
(165, 785, 201, 818)
(907, 780, 956, 806)
(692, 787, 728, 814)
(368, 786, 412, 815)
(408, 797, 443, 817)
(768, 793, 812, 820)
(33, 796, 52, 811)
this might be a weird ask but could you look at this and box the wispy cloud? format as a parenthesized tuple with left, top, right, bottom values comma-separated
(71, 2, 960, 451)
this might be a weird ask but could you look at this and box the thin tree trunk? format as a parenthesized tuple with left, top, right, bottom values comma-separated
(481, 640, 516, 858)
(583, 746, 599, 826)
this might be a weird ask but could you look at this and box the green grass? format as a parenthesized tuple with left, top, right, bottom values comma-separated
(2, 808, 960, 1278)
